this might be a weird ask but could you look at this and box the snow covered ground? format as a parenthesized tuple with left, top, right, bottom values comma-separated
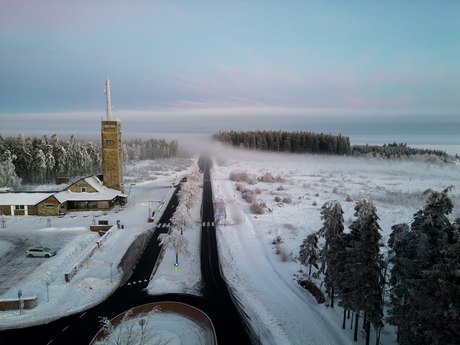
(1, 150, 459, 344)
(0, 158, 195, 330)
(210, 147, 460, 345)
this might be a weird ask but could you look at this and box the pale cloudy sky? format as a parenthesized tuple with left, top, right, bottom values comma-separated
(0, 1, 459, 144)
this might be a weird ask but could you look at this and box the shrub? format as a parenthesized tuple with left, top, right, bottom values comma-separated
(303, 183, 311, 188)
(272, 236, 283, 245)
(312, 201, 317, 206)
(277, 185, 285, 191)
(315, 192, 319, 197)
(282, 197, 292, 204)
(332, 187, 338, 194)
(248, 178, 257, 185)
(242, 190, 255, 203)
(229, 171, 248, 182)
(274, 196, 281, 202)
(250, 202, 265, 214)
(297, 279, 327, 304)
(275, 175, 285, 182)
(346, 195, 353, 202)
(255, 188, 262, 195)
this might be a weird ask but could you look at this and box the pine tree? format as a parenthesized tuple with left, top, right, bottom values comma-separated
(339, 199, 384, 344)
(388, 186, 458, 345)
(299, 233, 319, 277)
(317, 200, 344, 308)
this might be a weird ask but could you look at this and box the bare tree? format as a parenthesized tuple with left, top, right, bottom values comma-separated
(94, 307, 170, 345)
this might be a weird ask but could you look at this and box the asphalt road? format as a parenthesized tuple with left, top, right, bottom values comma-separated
(1, 159, 256, 345)
(199, 156, 255, 345)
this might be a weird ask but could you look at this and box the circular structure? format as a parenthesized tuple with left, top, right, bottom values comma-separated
(91, 302, 217, 345)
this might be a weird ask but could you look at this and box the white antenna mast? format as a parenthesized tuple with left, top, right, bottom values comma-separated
(104, 77, 112, 120)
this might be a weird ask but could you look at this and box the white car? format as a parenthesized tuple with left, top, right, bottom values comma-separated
(26, 246, 57, 258)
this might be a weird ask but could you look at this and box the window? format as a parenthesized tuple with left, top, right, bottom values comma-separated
(15, 205, 25, 210)
(106, 140, 114, 146)
(45, 204, 55, 208)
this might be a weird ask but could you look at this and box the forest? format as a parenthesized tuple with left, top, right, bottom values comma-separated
(0, 134, 180, 188)
(351, 142, 451, 161)
(212, 131, 458, 163)
(300, 187, 460, 345)
(212, 130, 351, 155)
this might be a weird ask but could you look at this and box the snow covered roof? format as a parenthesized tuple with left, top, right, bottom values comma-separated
(82, 176, 105, 192)
(55, 176, 126, 203)
(55, 188, 125, 203)
(0, 193, 55, 206)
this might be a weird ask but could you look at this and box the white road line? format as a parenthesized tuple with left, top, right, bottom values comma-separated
(62, 325, 69, 332)
(46, 341, 53, 345)
(79, 312, 87, 318)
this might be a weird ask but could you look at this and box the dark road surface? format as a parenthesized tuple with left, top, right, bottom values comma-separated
(198, 156, 254, 345)
(0, 159, 255, 345)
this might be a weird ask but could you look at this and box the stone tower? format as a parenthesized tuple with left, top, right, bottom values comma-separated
(101, 78, 124, 192)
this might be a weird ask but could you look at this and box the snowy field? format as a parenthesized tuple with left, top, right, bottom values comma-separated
(210, 147, 460, 345)
(1, 150, 459, 344)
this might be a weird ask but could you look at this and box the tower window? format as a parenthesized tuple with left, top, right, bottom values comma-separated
(106, 140, 114, 146)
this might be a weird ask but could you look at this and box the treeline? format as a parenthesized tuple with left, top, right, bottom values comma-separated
(0, 134, 180, 187)
(0, 133, 101, 186)
(299, 187, 460, 345)
(123, 138, 179, 163)
(351, 142, 450, 160)
(212, 130, 350, 155)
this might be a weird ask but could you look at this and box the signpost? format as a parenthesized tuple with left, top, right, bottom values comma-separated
(46, 282, 50, 302)
(18, 290, 23, 315)
(174, 261, 179, 272)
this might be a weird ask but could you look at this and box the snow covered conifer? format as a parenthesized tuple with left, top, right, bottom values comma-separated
(317, 200, 344, 308)
(388, 186, 459, 345)
(299, 233, 319, 277)
(0, 150, 22, 188)
(339, 199, 384, 344)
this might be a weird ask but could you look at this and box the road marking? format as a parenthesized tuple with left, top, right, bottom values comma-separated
(46, 341, 53, 345)
(212, 222, 215, 226)
(203, 222, 205, 226)
(62, 325, 69, 332)
(79, 312, 87, 318)
(207, 222, 210, 227)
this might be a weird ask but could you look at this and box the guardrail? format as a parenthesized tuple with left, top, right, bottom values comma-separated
(64, 225, 116, 282)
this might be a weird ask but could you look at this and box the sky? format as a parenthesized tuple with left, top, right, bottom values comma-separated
(0, 1, 459, 146)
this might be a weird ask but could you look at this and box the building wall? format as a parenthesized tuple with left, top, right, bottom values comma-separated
(101, 120, 124, 193)
(0, 205, 38, 216)
(68, 179, 98, 193)
(37, 196, 60, 217)
(0, 205, 11, 215)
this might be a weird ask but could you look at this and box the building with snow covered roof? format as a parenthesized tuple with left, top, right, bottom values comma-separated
(54, 176, 127, 212)
(0, 193, 60, 216)
(0, 176, 127, 216)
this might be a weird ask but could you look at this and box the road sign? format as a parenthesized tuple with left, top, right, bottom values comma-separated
(174, 262, 179, 267)
(18, 290, 22, 299)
